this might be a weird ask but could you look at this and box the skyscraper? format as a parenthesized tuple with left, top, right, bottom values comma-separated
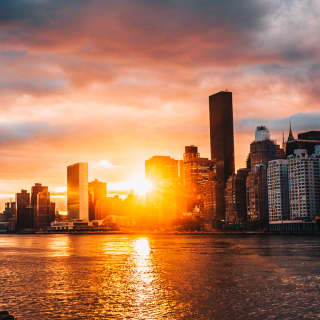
(16, 189, 33, 230)
(183, 146, 216, 222)
(31, 183, 48, 229)
(249, 126, 285, 167)
(67, 162, 89, 221)
(209, 91, 235, 223)
(225, 168, 249, 226)
(246, 164, 268, 228)
(37, 190, 55, 228)
(288, 148, 320, 221)
(88, 179, 107, 220)
(267, 159, 290, 222)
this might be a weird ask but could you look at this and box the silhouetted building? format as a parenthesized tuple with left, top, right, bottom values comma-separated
(3, 202, 16, 221)
(31, 183, 48, 229)
(89, 179, 107, 220)
(286, 128, 320, 156)
(225, 168, 249, 225)
(183, 146, 216, 221)
(37, 190, 55, 229)
(16, 189, 30, 209)
(246, 165, 268, 228)
(16, 190, 33, 230)
(249, 126, 285, 168)
(67, 162, 89, 220)
(209, 91, 235, 223)
(267, 159, 290, 222)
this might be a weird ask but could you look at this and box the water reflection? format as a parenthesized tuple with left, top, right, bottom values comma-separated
(46, 235, 70, 257)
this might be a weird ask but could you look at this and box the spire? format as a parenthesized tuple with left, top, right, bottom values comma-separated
(282, 132, 285, 148)
(288, 120, 294, 142)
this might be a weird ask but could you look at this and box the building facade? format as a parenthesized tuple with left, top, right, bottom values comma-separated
(209, 91, 235, 223)
(183, 146, 216, 222)
(246, 165, 268, 228)
(267, 159, 290, 222)
(288, 149, 320, 221)
(67, 162, 89, 220)
(16, 190, 33, 230)
(225, 168, 249, 226)
(249, 126, 285, 168)
(89, 179, 107, 220)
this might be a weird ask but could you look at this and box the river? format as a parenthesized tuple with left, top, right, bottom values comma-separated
(0, 234, 320, 319)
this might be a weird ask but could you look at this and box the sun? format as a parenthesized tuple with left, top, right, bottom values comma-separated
(130, 176, 153, 197)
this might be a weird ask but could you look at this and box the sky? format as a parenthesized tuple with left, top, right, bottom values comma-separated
(1, 0, 320, 210)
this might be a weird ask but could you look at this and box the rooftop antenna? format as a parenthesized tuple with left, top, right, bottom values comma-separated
(288, 118, 294, 141)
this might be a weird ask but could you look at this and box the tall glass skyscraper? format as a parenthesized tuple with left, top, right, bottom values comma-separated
(67, 162, 89, 221)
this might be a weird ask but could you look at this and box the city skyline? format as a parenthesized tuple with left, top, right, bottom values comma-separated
(1, 1, 320, 210)
(0, 115, 316, 212)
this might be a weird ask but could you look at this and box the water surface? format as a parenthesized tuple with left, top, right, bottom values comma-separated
(1, 234, 320, 319)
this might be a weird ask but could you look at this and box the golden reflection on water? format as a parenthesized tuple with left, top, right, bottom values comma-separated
(46, 236, 70, 257)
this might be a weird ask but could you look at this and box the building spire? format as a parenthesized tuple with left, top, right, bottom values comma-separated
(288, 120, 294, 142)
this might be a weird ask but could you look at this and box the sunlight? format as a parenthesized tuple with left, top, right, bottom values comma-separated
(130, 176, 153, 197)
(109, 175, 153, 197)
(134, 238, 151, 256)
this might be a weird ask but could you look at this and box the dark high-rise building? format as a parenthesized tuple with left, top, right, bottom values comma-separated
(31, 183, 48, 229)
(246, 165, 268, 229)
(183, 146, 216, 222)
(16, 189, 30, 209)
(89, 179, 107, 220)
(4, 202, 16, 221)
(286, 128, 320, 156)
(16, 190, 34, 230)
(249, 126, 285, 168)
(209, 91, 235, 223)
(37, 190, 55, 229)
(225, 168, 249, 225)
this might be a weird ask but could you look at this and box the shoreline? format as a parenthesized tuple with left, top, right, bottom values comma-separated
(2, 231, 320, 236)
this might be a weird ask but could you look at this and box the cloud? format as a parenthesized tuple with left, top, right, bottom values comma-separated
(236, 112, 320, 134)
(0, 121, 66, 145)
(0, 0, 320, 206)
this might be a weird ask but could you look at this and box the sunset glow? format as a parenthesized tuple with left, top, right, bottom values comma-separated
(110, 175, 153, 197)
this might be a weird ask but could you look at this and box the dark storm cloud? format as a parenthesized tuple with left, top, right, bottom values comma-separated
(0, 0, 271, 29)
(236, 112, 320, 133)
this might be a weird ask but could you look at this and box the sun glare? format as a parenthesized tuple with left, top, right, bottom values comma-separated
(134, 238, 151, 256)
(130, 176, 153, 197)
(109, 175, 153, 197)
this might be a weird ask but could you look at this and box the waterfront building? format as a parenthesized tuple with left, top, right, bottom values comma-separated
(16, 190, 34, 230)
(67, 162, 89, 220)
(183, 146, 216, 222)
(209, 91, 235, 223)
(246, 165, 268, 228)
(225, 168, 249, 226)
(267, 159, 290, 222)
(37, 190, 55, 229)
(31, 183, 48, 228)
(16, 189, 30, 209)
(89, 179, 107, 220)
(3, 202, 16, 221)
(288, 148, 320, 221)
